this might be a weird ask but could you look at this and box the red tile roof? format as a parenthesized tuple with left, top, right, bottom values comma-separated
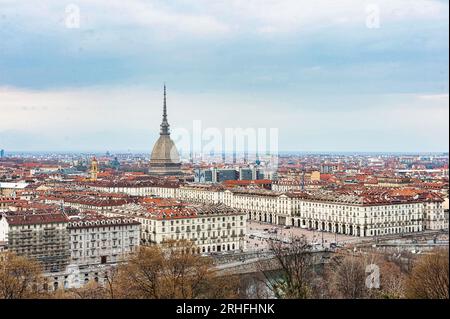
(3, 212, 68, 226)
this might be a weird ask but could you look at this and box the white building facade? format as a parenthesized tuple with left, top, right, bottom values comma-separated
(110, 203, 246, 253)
(91, 182, 448, 237)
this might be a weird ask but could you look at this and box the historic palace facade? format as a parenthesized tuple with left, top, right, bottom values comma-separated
(89, 181, 447, 237)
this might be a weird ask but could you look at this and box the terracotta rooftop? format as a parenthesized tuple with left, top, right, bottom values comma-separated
(3, 211, 68, 226)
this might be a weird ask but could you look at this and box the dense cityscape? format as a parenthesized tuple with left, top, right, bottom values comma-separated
(0, 0, 448, 310)
(0, 88, 448, 299)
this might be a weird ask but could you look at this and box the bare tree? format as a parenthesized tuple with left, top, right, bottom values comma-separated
(405, 248, 449, 299)
(103, 266, 120, 299)
(371, 256, 406, 299)
(201, 274, 240, 299)
(327, 253, 367, 299)
(258, 235, 314, 299)
(114, 240, 238, 299)
(0, 252, 43, 299)
(238, 272, 272, 299)
(66, 281, 108, 299)
(326, 251, 410, 299)
(160, 240, 214, 298)
(114, 244, 165, 298)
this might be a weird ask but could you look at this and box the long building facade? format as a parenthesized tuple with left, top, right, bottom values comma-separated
(89, 181, 447, 237)
(108, 202, 247, 253)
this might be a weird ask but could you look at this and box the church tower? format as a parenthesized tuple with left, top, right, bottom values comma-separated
(149, 85, 182, 176)
(90, 157, 98, 181)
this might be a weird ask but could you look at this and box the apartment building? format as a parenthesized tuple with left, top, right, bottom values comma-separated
(59, 212, 141, 289)
(0, 211, 70, 272)
(67, 212, 140, 267)
(88, 180, 179, 198)
(44, 194, 135, 213)
(110, 202, 247, 253)
(422, 195, 447, 230)
(0, 197, 18, 212)
(288, 193, 423, 237)
(0, 209, 141, 290)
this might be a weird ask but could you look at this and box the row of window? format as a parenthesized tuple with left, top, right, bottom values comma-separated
(69, 225, 139, 233)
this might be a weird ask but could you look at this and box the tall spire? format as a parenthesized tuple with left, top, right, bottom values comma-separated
(163, 83, 167, 122)
(160, 83, 170, 135)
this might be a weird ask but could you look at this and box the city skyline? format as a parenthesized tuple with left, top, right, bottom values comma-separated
(0, 0, 449, 152)
(0, 0, 448, 305)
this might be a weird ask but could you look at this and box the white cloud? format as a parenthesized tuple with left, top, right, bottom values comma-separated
(0, 86, 448, 151)
(1, 0, 447, 38)
(87, 0, 231, 37)
(0, 0, 231, 38)
(192, 0, 448, 34)
(417, 93, 449, 102)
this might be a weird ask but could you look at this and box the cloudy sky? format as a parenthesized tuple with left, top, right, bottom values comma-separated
(0, 0, 448, 153)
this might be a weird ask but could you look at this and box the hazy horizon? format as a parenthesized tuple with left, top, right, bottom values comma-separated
(2, 150, 448, 156)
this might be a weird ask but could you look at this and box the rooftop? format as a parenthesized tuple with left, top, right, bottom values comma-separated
(3, 211, 68, 226)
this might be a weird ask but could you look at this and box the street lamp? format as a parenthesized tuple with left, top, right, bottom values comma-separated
(321, 229, 324, 247)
